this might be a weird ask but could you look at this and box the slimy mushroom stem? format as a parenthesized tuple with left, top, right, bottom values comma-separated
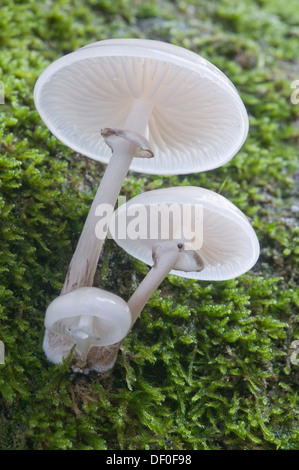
(67, 315, 101, 361)
(128, 241, 197, 327)
(61, 98, 153, 294)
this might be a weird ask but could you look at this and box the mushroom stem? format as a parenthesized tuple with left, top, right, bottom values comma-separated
(128, 241, 183, 327)
(61, 98, 153, 294)
(70, 321, 96, 362)
(75, 242, 182, 373)
(69, 314, 101, 360)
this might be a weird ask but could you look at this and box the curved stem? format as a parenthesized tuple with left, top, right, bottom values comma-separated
(61, 98, 153, 294)
(79, 242, 182, 373)
(68, 315, 101, 361)
(44, 98, 153, 372)
(61, 138, 136, 293)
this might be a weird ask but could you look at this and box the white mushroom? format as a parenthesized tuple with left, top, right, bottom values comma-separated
(43, 287, 131, 372)
(110, 186, 260, 327)
(43, 186, 259, 373)
(34, 38, 249, 294)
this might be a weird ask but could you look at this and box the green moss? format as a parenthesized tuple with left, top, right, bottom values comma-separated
(0, 0, 299, 450)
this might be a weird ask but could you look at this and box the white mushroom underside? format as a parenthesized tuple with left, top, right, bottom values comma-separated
(110, 187, 259, 281)
(36, 55, 248, 174)
(44, 287, 132, 347)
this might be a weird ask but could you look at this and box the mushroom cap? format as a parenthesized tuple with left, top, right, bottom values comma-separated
(34, 38, 248, 175)
(44, 287, 132, 347)
(109, 186, 260, 281)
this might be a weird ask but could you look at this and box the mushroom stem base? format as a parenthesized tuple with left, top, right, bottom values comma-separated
(43, 329, 122, 374)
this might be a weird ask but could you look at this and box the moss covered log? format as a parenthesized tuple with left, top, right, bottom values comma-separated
(0, 0, 298, 450)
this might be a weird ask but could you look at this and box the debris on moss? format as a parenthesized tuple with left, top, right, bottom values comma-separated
(0, 0, 298, 450)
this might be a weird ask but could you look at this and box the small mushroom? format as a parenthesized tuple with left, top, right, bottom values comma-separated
(110, 186, 260, 326)
(34, 38, 249, 294)
(43, 287, 131, 371)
